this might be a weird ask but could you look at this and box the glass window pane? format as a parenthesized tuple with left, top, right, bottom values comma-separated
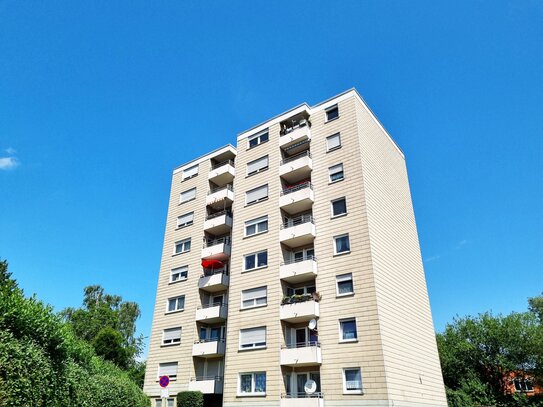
(336, 236, 350, 253)
(333, 199, 347, 215)
(342, 320, 357, 340)
(168, 299, 175, 312)
(255, 373, 266, 392)
(257, 251, 267, 267)
(246, 224, 256, 236)
(338, 280, 353, 294)
(240, 374, 252, 392)
(245, 255, 255, 270)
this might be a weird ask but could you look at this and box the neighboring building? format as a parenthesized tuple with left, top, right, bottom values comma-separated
(504, 372, 542, 396)
(143, 89, 448, 407)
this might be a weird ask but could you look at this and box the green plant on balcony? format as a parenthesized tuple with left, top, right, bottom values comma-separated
(281, 292, 321, 305)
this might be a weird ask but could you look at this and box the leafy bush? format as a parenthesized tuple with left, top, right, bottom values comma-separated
(0, 260, 150, 407)
(176, 391, 203, 407)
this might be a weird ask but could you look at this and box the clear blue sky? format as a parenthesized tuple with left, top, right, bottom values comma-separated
(1, 1, 542, 356)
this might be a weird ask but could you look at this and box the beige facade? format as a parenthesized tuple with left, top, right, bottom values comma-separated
(144, 89, 448, 407)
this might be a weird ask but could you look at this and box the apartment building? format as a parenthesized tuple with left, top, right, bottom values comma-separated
(143, 89, 448, 407)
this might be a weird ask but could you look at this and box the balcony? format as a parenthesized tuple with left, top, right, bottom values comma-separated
(281, 343, 322, 367)
(279, 182, 314, 214)
(279, 151, 313, 184)
(195, 303, 228, 323)
(280, 257, 318, 284)
(188, 376, 224, 394)
(279, 120, 311, 149)
(192, 339, 226, 358)
(201, 236, 231, 261)
(279, 215, 316, 247)
(280, 298, 320, 323)
(281, 394, 324, 407)
(208, 160, 235, 187)
(198, 270, 230, 292)
(206, 185, 234, 210)
(203, 210, 233, 235)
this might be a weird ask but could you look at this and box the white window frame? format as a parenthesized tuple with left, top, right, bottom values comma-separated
(245, 184, 268, 205)
(170, 266, 188, 283)
(239, 326, 267, 350)
(162, 327, 181, 346)
(247, 129, 269, 149)
(241, 286, 267, 309)
(339, 318, 358, 342)
(342, 367, 363, 394)
(247, 155, 269, 176)
(244, 216, 268, 237)
(334, 234, 350, 255)
(174, 238, 191, 255)
(243, 250, 268, 271)
(182, 164, 199, 181)
(179, 187, 196, 203)
(326, 132, 341, 151)
(155, 398, 175, 407)
(325, 104, 339, 122)
(331, 197, 347, 218)
(157, 362, 178, 381)
(177, 212, 194, 228)
(166, 295, 185, 314)
(238, 372, 266, 396)
(336, 273, 354, 296)
(329, 163, 345, 183)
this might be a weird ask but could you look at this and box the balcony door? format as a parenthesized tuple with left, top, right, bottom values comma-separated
(294, 372, 321, 397)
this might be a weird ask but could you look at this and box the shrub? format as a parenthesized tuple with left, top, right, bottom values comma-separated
(176, 391, 203, 407)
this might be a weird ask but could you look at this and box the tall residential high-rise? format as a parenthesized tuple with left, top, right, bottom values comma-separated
(143, 89, 448, 407)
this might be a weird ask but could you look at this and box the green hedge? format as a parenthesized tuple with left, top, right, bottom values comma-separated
(176, 391, 203, 407)
(0, 260, 149, 407)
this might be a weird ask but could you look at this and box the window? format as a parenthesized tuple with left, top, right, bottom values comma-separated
(180, 187, 196, 203)
(244, 250, 268, 271)
(155, 399, 174, 407)
(239, 326, 266, 349)
(162, 327, 181, 346)
(326, 105, 339, 122)
(326, 133, 341, 151)
(247, 155, 269, 176)
(199, 326, 225, 342)
(336, 273, 354, 296)
(174, 238, 191, 254)
(343, 368, 363, 393)
(158, 362, 178, 380)
(329, 163, 344, 183)
(286, 283, 316, 296)
(248, 129, 269, 149)
(167, 296, 185, 313)
(245, 216, 268, 237)
(246, 185, 268, 205)
(241, 286, 267, 309)
(514, 378, 534, 392)
(177, 212, 194, 228)
(334, 234, 350, 255)
(170, 266, 188, 282)
(182, 164, 199, 181)
(340, 318, 358, 342)
(331, 197, 347, 217)
(239, 372, 266, 395)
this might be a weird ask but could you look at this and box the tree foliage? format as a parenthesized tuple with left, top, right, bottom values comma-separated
(176, 391, 203, 407)
(437, 294, 543, 407)
(61, 285, 143, 370)
(0, 259, 149, 407)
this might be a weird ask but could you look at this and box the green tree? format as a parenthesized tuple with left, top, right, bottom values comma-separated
(0, 259, 149, 406)
(437, 294, 543, 407)
(61, 285, 143, 370)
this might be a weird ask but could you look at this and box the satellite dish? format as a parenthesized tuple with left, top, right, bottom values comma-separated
(308, 319, 317, 330)
(304, 379, 317, 394)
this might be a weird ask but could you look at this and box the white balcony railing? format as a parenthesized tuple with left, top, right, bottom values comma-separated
(188, 376, 224, 394)
(195, 303, 228, 323)
(206, 185, 234, 208)
(280, 256, 318, 283)
(279, 151, 313, 184)
(281, 393, 324, 407)
(280, 342, 322, 366)
(280, 299, 320, 323)
(198, 270, 230, 292)
(279, 215, 316, 247)
(279, 182, 314, 214)
(201, 236, 231, 260)
(192, 339, 226, 358)
(208, 160, 235, 186)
